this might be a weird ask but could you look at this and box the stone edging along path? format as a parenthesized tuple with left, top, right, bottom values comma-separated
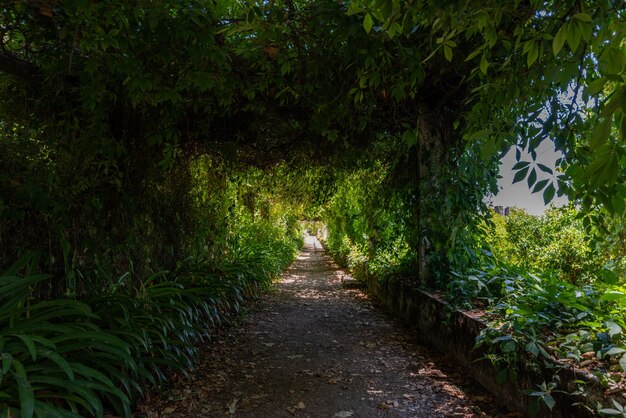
(363, 274, 617, 417)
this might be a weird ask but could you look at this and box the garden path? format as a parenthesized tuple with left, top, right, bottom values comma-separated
(136, 236, 518, 418)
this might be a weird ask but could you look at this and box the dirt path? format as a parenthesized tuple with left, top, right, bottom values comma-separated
(136, 236, 515, 418)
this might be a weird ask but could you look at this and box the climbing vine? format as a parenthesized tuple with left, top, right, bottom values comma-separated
(2, 0, 626, 415)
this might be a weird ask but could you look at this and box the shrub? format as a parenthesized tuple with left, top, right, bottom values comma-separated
(0, 218, 302, 417)
(486, 206, 608, 285)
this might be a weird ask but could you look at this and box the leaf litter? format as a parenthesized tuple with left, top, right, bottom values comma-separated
(135, 237, 520, 417)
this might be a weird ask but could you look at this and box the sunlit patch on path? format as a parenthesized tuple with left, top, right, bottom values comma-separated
(136, 236, 518, 418)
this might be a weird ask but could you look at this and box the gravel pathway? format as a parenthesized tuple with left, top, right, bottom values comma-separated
(136, 236, 518, 418)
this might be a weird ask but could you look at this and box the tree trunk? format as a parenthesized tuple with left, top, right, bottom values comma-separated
(415, 103, 451, 287)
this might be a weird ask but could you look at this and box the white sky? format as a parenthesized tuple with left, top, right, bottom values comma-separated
(490, 142, 568, 216)
(488, 82, 590, 215)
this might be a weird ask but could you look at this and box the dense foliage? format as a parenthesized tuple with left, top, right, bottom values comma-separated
(487, 207, 626, 285)
(2, 0, 626, 415)
(1, 219, 301, 417)
(399, 205, 626, 413)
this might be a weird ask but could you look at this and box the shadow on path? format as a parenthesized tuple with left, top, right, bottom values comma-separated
(136, 236, 516, 418)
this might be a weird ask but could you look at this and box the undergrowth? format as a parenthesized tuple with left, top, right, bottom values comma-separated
(447, 206, 626, 415)
(0, 222, 301, 417)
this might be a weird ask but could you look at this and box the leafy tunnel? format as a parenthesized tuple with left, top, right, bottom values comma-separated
(1, 0, 626, 416)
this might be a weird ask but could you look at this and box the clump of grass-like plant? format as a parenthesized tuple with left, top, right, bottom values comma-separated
(0, 221, 301, 417)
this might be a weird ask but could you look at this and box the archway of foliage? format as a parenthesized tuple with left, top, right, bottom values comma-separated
(1, 0, 626, 416)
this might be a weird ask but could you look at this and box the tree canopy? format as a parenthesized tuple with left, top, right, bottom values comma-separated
(1, 0, 625, 279)
(2, 1, 626, 416)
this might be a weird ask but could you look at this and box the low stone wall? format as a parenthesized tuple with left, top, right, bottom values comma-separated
(365, 276, 607, 417)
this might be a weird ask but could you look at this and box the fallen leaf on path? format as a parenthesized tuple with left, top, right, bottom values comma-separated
(227, 399, 238, 414)
(286, 402, 305, 414)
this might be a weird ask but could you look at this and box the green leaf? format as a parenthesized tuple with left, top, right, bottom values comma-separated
(71, 362, 115, 388)
(12, 360, 34, 418)
(480, 52, 489, 75)
(606, 321, 622, 337)
(492, 335, 512, 343)
(532, 179, 549, 193)
(468, 130, 488, 141)
(401, 12, 412, 34)
(620, 353, 626, 371)
(30, 377, 102, 414)
(543, 393, 556, 410)
(513, 167, 529, 184)
(0, 274, 48, 301)
(598, 409, 625, 415)
(576, 20, 593, 42)
(39, 349, 74, 380)
(543, 183, 556, 204)
(479, 139, 499, 160)
(613, 196, 625, 215)
(501, 340, 517, 353)
(599, 267, 618, 284)
(12, 335, 36, 361)
(512, 161, 530, 170)
(4, 253, 39, 277)
(2, 353, 12, 374)
(586, 144, 619, 188)
(552, 24, 567, 56)
(603, 47, 626, 75)
(566, 21, 581, 51)
(465, 45, 485, 62)
(525, 341, 539, 356)
(601, 90, 623, 118)
(444, 45, 453, 62)
(527, 42, 539, 68)
(591, 118, 612, 150)
(421, 48, 439, 64)
(537, 163, 553, 174)
(586, 78, 607, 96)
(573, 13, 593, 23)
(402, 129, 418, 147)
(527, 168, 537, 188)
(605, 347, 626, 356)
(600, 290, 624, 301)
(32, 402, 84, 418)
(363, 13, 373, 34)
